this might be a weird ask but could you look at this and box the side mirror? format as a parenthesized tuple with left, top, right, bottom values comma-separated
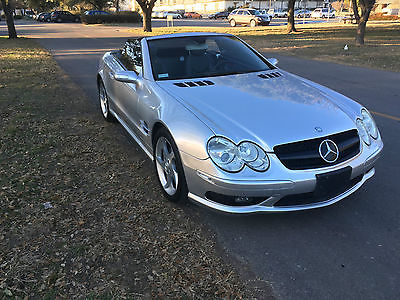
(268, 58, 279, 66)
(113, 71, 138, 83)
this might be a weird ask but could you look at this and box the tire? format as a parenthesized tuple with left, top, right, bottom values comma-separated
(98, 80, 114, 122)
(57, 17, 62, 23)
(230, 19, 236, 27)
(74, 17, 80, 22)
(265, 21, 270, 26)
(250, 19, 256, 27)
(153, 128, 188, 202)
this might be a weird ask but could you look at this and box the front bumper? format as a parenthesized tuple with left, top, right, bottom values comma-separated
(181, 138, 383, 213)
(256, 19, 271, 25)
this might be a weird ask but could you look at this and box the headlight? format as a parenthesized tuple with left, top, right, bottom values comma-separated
(361, 108, 378, 139)
(356, 118, 371, 146)
(207, 137, 270, 172)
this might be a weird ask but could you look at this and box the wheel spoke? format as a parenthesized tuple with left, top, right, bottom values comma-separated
(172, 167, 179, 190)
(163, 173, 172, 189)
(167, 149, 174, 161)
(162, 141, 169, 160)
(156, 155, 165, 168)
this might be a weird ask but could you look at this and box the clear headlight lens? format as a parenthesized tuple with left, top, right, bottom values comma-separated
(238, 142, 258, 162)
(208, 137, 270, 172)
(207, 137, 244, 172)
(356, 118, 371, 146)
(361, 108, 378, 139)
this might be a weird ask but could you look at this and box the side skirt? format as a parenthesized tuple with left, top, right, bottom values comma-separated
(110, 109, 154, 161)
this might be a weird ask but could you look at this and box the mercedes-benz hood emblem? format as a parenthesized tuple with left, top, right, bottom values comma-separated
(319, 139, 339, 163)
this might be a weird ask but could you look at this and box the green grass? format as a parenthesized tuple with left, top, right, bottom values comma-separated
(128, 22, 400, 72)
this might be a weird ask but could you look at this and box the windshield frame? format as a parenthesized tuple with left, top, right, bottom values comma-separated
(146, 34, 276, 81)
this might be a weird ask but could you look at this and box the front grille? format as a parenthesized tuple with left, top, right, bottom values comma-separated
(274, 129, 360, 170)
(274, 173, 363, 207)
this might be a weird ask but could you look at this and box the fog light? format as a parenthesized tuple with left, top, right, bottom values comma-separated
(234, 196, 250, 204)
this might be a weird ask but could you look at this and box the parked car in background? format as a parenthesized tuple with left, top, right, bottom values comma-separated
(157, 11, 167, 18)
(50, 11, 81, 22)
(165, 11, 182, 19)
(84, 10, 110, 16)
(25, 10, 35, 18)
(208, 11, 229, 19)
(267, 8, 288, 18)
(311, 8, 335, 18)
(229, 8, 271, 27)
(295, 9, 312, 18)
(37, 12, 51, 22)
(259, 9, 274, 19)
(97, 32, 383, 213)
(184, 11, 202, 19)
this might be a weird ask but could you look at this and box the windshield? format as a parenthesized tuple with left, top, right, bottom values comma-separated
(148, 35, 273, 81)
(248, 10, 260, 15)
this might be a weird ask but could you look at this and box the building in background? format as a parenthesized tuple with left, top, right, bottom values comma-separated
(119, 0, 137, 11)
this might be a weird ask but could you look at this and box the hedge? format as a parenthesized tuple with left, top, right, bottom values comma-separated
(81, 11, 142, 24)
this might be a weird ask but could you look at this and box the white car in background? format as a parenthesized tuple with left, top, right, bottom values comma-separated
(267, 9, 288, 18)
(311, 8, 335, 18)
(165, 11, 182, 19)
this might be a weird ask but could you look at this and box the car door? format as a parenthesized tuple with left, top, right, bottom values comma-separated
(109, 40, 144, 137)
(243, 10, 252, 24)
(65, 11, 74, 21)
(235, 10, 244, 24)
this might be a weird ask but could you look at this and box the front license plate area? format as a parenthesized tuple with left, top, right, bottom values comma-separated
(314, 166, 352, 199)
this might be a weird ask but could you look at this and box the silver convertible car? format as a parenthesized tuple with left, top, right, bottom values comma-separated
(97, 32, 383, 213)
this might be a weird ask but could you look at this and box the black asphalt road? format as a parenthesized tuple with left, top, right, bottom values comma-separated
(3, 21, 400, 299)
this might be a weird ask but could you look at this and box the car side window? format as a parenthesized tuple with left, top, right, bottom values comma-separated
(244, 11, 250, 15)
(121, 39, 143, 75)
(237, 11, 243, 15)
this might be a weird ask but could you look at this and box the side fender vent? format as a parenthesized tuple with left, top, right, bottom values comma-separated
(174, 80, 215, 87)
(258, 72, 282, 79)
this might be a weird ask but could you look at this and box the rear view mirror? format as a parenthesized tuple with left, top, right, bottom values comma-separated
(113, 71, 138, 83)
(268, 58, 279, 66)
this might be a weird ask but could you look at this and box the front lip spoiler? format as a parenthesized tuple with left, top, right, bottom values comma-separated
(188, 167, 375, 214)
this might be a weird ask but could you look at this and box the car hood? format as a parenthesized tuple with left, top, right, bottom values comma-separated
(157, 70, 356, 151)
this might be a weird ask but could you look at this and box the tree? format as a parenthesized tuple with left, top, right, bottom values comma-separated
(135, 0, 157, 32)
(83, 0, 109, 10)
(27, 0, 59, 12)
(287, 0, 297, 33)
(1, 0, 17, 38)
(351, 0, 375, 45)
(111, 0, 125, 12)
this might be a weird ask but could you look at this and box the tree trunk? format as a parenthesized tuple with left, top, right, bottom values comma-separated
(355, 19, 367, 45)
(142, 7, 152, 32)
(135, 0, 156, 32)
(353, 0, 374, 45)
(1, 0, 18, 39)
(287, 0, 297, 33)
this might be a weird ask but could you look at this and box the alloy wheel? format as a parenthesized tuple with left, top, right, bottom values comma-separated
(155, 137, 179, 196)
